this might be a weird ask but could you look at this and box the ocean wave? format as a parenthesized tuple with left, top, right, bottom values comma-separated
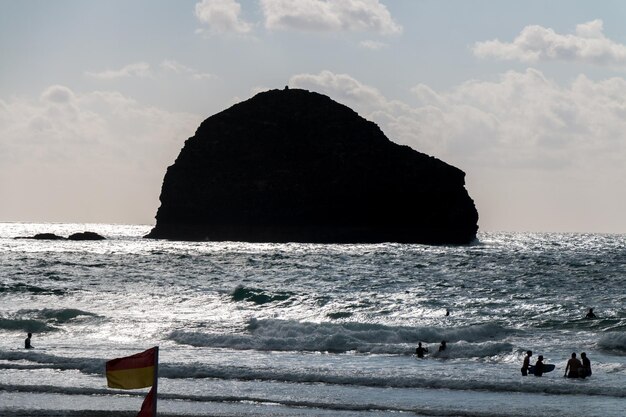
(17, 308, 98, 323)
(327, 312, 353, 319)
(428, 341, 513, 359)
(537, 318, 626, 333)
(231, 285, 293, 305)
(169, 318, 514, 354)
(0, 283, 66, 296)
(597, 332, 626, 354)
(245, 318, 512, 343)
(166, 368, 626, 399)
(0, 309, 99, 333)
(0, 318, 56, 332)
(0, 350, 104, 375)
(1, 350, 623, 400)
(0, 384, 622, 417)
(1, 365, 624, 401)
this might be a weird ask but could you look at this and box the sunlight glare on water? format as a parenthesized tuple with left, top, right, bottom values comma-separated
(1, 224, 625, 416)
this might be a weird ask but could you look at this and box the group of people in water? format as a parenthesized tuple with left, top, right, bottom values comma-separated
(416, 342, 593, 379)
(519, 308, 597, 378)
(415, 308, 598, 378)
(564, 352, 592, 378)
(520, 350, 592, 378)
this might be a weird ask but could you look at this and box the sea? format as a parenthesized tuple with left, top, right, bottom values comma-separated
(0, 222, 625, 417)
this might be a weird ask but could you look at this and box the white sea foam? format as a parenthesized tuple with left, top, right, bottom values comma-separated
(168, 319, 514, 355)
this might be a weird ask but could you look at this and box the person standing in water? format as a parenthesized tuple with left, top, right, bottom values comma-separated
(580, 352, 592, 378)
(565, 352, 582, 378)
(521, 351, 532, 376)
(438, 341, 447, 352)
(415, 342, 428, 358)
(24, 333, 33, 349)
(585, 308, 597, 319)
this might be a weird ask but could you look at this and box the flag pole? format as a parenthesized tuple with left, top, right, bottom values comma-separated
(153, 346, 159, 417)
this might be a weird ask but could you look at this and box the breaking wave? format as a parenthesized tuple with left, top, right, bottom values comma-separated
(0, 283, 66, 296)
(169, 318, 514, 355)
(0, 318, 56, 332)
(0, 353, 623, 399)
(231, 285, 294, 304)
(598, 332, 626, 354)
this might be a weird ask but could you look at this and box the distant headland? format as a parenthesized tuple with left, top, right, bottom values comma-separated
(146, 88, 478, 244)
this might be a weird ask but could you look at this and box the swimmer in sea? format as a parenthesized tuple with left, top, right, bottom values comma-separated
(521, 350, 532, 376)
(25, 332, 33, 349)
(415, 342, 428, 358)
(585, 308, 597, 319)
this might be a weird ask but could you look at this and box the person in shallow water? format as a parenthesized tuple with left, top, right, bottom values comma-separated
(585, 308, 597, 319)
(521, 350, 532, 376)
(24, 332, 33, 349)
(533, 355, 545, 377)
(415, 342, 428, 358)
(438, 341, 447, 352)
(565, 352, 582, 378)
(579, 352, 592, 378)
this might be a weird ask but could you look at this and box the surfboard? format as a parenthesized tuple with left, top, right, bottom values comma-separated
(528, 364, 555, 374)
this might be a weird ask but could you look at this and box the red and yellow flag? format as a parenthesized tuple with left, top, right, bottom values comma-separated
(106, 347, 157, 389)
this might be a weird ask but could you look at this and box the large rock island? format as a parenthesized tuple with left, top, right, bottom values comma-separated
(146, 88, 478, 244)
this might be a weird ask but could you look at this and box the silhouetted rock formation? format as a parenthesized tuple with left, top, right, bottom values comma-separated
(147, 89, 478, 244)
(15, 232, 106, 240)
(68, 232, 106, 241)
(23, 233, 66, 240)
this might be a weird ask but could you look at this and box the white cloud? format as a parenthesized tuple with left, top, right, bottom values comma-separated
(160, 60, 215, 80)
(294, 68, 626, 171)
(290, 70, 390, 112)
(288, 69, 626, 232)
(85, 62, 152, 79)
(0, 86, 201, 223)
(86, 60, 215, 82)
(473, 19, 626, 68)
(41, 85, 76, 104)
(160, 60, 194, 74)
(261, 0, 402, 35)
(194, 0, 252, 34)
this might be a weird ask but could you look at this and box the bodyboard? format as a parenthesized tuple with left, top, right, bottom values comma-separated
(528, 364, 555, 374)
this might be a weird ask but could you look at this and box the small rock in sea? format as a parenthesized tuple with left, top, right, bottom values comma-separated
(14, 233, 66, 240)
(67, 232, 106, 241)
(14, 232, 105, 240)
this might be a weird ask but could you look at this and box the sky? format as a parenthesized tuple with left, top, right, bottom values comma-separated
(1, 0, 626, 233)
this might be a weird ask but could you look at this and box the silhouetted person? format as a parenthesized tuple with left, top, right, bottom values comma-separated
(580, 352, 592, 378)
(585, 308, 597, 319)
(521, 350, 532, 376)
(415, 342, 428, 358)
(445, 309, 450, 316)
(533, 355, 545, 377)
(25, 333, 33, 349)
(438, 341, 447, 352)
(565, 352, 582, 378)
